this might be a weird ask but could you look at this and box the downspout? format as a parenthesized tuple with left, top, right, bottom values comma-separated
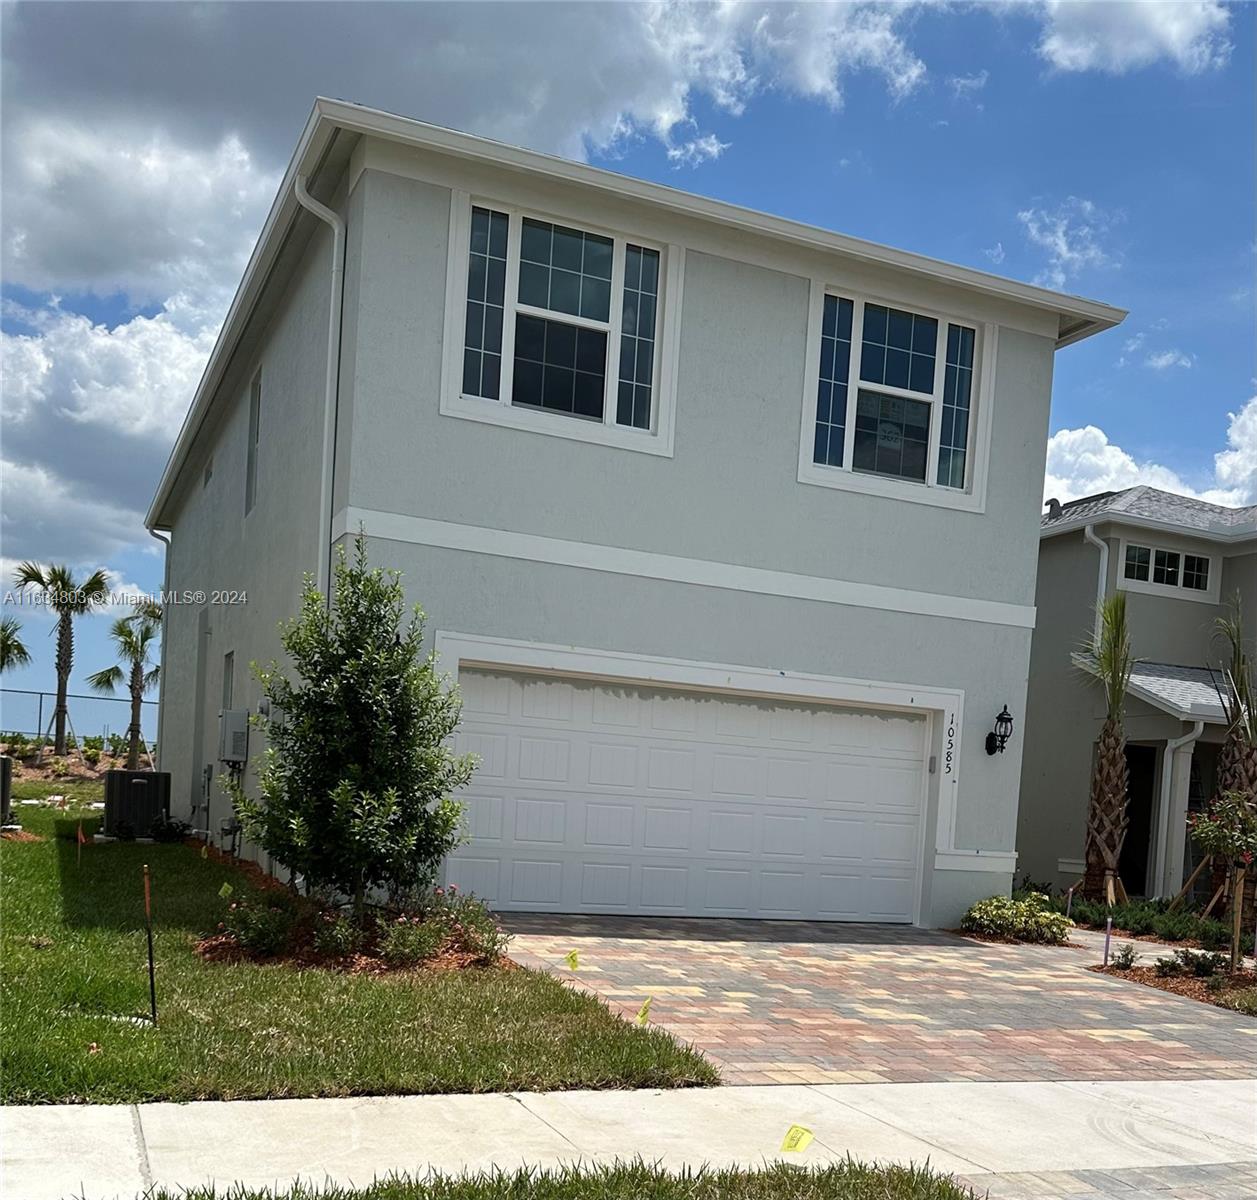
(1083, 525, 1108, 644)
(148, 528, 171, 769)
(293, 174, 345, 603)
(1153, 719, 1204, 897)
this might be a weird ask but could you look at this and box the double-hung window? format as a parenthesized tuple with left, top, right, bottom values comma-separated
(800, 285, 989, 510)
(447, 197, 678, 455)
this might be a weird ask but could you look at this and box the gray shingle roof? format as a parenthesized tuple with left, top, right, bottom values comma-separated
(1073, 654, 1228, 722)
(1043, 485, 1257, 538)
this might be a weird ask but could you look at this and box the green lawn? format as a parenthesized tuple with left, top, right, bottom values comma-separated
(1, 803, 717, 1103)
(154, 1161, 975, 1200)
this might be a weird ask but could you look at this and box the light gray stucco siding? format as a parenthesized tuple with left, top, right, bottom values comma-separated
(160, 222, 335, 844)
(343, 168, 1056, 610)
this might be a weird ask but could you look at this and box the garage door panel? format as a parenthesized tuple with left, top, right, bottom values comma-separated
(449, 670, 926, 922)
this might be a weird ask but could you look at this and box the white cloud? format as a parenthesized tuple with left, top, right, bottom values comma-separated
(983, 241, 1006, 265)
(1038, 0, 1232, 75)
(1045, 398, 1257, 507)
(1146, 349, 1194, 370)
(666, 133, 731, 167)
(948, 69, 989, 102)
(3, 123, 278, 306)
(1016, 196, 1119, 289)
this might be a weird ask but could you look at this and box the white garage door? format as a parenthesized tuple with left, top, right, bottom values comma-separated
(446, 669, 928, 922)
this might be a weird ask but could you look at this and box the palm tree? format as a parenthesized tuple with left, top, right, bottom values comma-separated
(0, 617, 31, 673)
(87, 603, 161, 770)
(13, 563, 110, 754)
(1083, 591, 1135, 905)
(1212, 592, 1257, 802)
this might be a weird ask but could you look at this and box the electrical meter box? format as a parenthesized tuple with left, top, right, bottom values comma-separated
(218, 709, 250, 765)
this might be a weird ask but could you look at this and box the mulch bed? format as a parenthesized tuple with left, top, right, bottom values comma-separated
(1, 829, 45, 843)
(194, 930, 516, 975)
(949, 929, 1084, 948)
(1093, 963, 1257, 1010)
(186, 838, 290, 893)
(2, 751, 131, 783)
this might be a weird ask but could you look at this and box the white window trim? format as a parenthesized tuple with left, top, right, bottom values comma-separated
(1117, 538, 1219, 605)
(796, 278, 997, 513)
(440, 190, 682, 458)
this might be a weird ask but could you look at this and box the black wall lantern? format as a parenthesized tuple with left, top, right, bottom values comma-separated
(985, 705, 1014, 755)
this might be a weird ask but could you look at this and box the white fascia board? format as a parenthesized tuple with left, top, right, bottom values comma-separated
(1042, 515, 1257, 546)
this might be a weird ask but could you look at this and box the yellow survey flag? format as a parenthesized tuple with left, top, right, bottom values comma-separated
(200, 844, 208, 859)
(636, 996, 652, 1026)
(565, 949, 579, 971)
(780, 1125, 814, 1153)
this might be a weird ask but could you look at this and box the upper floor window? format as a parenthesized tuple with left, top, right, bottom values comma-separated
(1121, 541, 1215, 602)
(799, 285, 990, 511)
(444, 196, 679, 457)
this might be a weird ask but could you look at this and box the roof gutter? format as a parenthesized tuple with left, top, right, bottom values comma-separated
(149, 527, 171, 768)
(1083, 525, 1108, 645)
(292, 173, 346, 600)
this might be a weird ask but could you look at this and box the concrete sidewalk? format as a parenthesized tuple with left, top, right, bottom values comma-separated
(5, 1078, 1255, 1200)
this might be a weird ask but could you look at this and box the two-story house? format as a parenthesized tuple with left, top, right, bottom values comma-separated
(1019, 486, 1257, 901)
(145, 99, 1123, 927)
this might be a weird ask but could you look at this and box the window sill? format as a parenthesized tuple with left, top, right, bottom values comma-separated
(1117, 576, 1220, 606)
(440, 392, 675, 458)
(797, 459, 986, 513)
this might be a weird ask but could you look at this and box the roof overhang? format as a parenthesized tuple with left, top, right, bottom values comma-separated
(1042, 513, 1257, 544)
(1071, 652, 1228, 724)
(147, 97, 1128, 530)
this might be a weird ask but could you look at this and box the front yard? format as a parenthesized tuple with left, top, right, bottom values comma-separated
(1, 797, 716, 1104)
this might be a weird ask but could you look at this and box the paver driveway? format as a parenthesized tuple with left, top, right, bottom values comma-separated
(505, 916, 1257, 1086)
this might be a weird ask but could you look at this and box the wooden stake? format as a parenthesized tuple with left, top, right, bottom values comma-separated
(1115, 876, 1129, 906)
(143, 864, 158, 1026)
(1203, 877, 1227, 919)
(1168, 856, 1212, 912)
(1105, 871, 1116, 907)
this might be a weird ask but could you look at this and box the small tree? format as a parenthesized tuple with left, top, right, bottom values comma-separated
(1082, 591, 1135, 905)
(87, 601, 162, 770)
(1212, 592, 1257, 803)
(12, 563, 109, 754)
(0, 617, 31, 673)
(1189, 794, 1257, 971)
(232, 535, 473, 924)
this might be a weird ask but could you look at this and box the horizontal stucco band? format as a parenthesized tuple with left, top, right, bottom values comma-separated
(333, 507, 1037, 629)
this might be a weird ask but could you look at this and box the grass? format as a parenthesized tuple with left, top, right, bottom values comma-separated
(1219, 988, 1257, 1017)
(8, 776, 107, 807)
(1, 803, 717, 1103)
(150, 1161, 976, 1200)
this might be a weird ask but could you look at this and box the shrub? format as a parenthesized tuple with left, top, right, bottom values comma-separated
(1154, 955, 1182, 977)
(82, 747, 101, 766)
(961, 893, 1073, 944)
(222, 897, 297, 957)
(3, 732, 31, 757)
(313, 912, 360, 959)
(1199, 919, 1232, 951)
(1174, 949, 1228, 977)
(1110, 943, 1140, 970)
(378, 914, 446, 967)
(1151, 911, 1199, 943)
(149, 817, 191, 844)
(107, 734, 127, 758)
(1221, 987, 1257, 1017)
(81, 735, 104, 752)
(425, 886, 511, 961)
(230, 535, 475, 924)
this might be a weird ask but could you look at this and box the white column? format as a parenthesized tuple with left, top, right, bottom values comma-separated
(1160, 741, 1198, 897)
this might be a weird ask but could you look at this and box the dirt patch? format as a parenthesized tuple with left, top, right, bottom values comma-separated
(949, 929, 1084, 948)
(1, 829, 45, 843)
(2, 750, 133, 783)
(1093, 963, 1257, 1011)
(187, 838, 290, 894)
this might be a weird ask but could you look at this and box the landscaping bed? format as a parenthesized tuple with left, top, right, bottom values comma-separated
(1094, 964, 1257, 1014)
(1, 803, 717, 1103)
(154, 1160, 976, 1200)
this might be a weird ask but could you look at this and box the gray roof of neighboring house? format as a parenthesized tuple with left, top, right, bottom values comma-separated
(1072, 654, 1228, 723)
(1042, 485, 1257, 542)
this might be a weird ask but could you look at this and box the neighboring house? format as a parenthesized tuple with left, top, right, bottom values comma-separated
(1019, 486, 1257, 900)
(146, 98, 1124, 927)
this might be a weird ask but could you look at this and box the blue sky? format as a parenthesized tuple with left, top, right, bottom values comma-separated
(1, 1, 1253, 719)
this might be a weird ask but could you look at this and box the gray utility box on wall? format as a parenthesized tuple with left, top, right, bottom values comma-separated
(103, 770, 172, 837)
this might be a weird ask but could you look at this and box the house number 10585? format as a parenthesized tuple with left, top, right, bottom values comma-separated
(944, 714, 956, 774)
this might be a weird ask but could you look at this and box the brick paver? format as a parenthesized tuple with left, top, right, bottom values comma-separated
(505, 915, 1257, 1085)
(955, 1161, 1257, 1199)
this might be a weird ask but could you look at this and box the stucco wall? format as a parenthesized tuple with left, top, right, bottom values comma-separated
(160, 221, 335, 849)
(343, 166, 1056, 609)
